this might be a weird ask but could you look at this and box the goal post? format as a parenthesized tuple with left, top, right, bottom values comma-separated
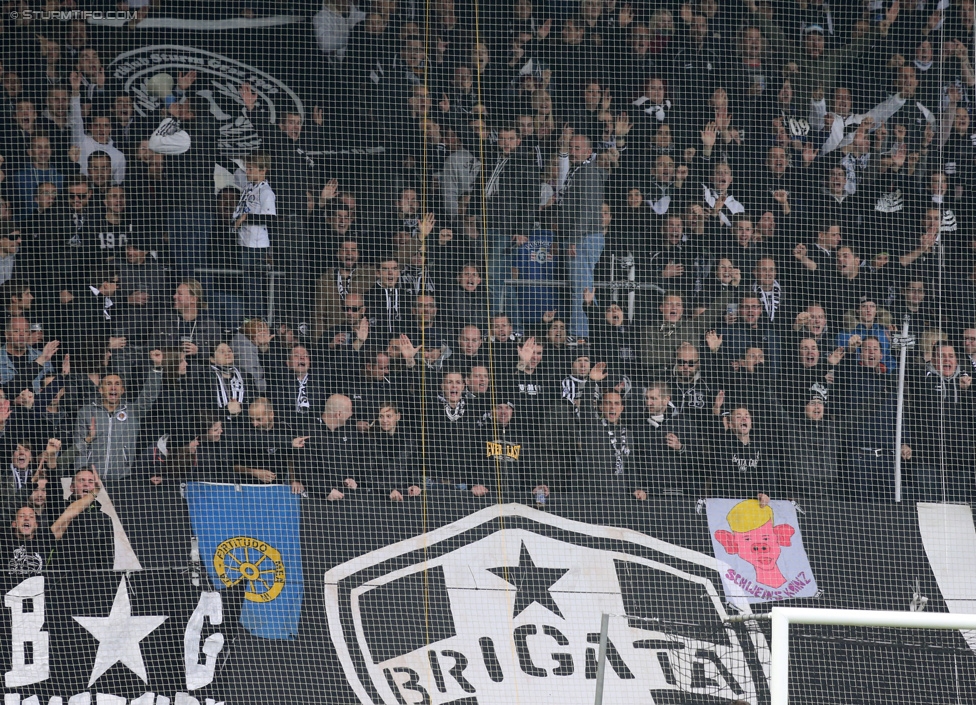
(770, 607, 976, 705)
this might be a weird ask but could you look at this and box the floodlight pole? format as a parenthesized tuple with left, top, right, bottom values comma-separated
(891, 315, 915, 503)
(593, 613, 610, 705)
(769, 607, 976, 705)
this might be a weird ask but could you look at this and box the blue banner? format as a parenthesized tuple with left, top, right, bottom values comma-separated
(185, 483, 303, 640)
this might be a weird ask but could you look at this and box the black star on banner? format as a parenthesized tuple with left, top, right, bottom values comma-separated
(488, 542, 569, 619)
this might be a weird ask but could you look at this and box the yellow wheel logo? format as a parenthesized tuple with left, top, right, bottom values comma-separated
(213, 536, 286, 603)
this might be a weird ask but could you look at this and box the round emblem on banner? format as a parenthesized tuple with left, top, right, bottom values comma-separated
(213, 536, 285, 602)
(108, 45, 305, 154)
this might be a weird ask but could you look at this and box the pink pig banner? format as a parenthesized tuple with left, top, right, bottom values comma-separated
(707, 498, 818, 605)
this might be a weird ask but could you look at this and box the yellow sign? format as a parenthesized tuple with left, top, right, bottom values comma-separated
(213, 536, 286, 603)
(486, 441, 522, 460)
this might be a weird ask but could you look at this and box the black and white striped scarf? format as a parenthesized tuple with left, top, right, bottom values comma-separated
(561, 375, 587, 404)
(437, 395, 466, 422)
(212, 366, 245, 408)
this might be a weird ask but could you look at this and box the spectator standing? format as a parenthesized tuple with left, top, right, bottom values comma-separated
(557, 133, 606, 341)
(147, 70, 221, 283)
(233, 152, 277, 320)
(72, 350, 163, 481)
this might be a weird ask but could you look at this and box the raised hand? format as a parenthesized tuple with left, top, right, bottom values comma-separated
(619, 3, 633, 26)
(418, 212, 436, 240)
(15, 390, 34, 409)
(356, 316, 370, 342)
(398, 334, 420, 360)
(38, 339, 60, 365)
(614, 112, 632, 137)
(701, 121, 718, 148)
(320, 178, 339, 202)
(176, 70, 197, 91)
(589, 361, 607, 381)
(712, 390, 726, 416)
(705, 330, 723, 352)
(517, 337, 537, 365)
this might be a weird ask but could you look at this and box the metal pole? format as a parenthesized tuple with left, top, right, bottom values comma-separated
(773, 606, 976, 629)
(769, 607, 976, 705)
(770, 609, 791, 705)
(593, 613, 610, 705)
(266, 270, 277, 324)
(892, 315, 914, 502)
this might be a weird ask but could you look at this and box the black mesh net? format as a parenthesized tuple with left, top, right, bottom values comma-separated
(0, 0, 974, 703)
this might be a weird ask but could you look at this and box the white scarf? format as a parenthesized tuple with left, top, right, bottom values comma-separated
(385, 288, 400, 329)
(485, 155, 510, 199)
(90, 286, 115, 320)
(646, 413, 665, 428)
(295, 373, 310, 413)
(753, 280, 782, 321)
(632, 96, 671, 121)
(702, 185, 744, 227)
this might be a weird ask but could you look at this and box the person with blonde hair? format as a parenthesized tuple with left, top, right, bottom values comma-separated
(153, 279, 221, 358)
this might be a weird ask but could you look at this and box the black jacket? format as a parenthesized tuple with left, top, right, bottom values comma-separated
(473, 147, 539, 235)
(710, 432, 779, 499)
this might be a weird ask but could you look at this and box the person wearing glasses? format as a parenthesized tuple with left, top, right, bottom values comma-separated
(640, 291, 726, 379)
(312, 238, 372, 342)
(322, 292, 370, 353)
(668, 343, 715, 419)
(962, 328, 976, 375)
(43, 175, 97, 318)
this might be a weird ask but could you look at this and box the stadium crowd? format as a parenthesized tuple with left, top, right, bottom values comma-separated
(0, 0, 973, 566)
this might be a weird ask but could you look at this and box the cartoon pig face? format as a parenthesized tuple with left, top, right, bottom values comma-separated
(716, 520, 795, 587)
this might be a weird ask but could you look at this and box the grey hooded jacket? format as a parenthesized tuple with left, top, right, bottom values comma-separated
(73, 368, 162, 480)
